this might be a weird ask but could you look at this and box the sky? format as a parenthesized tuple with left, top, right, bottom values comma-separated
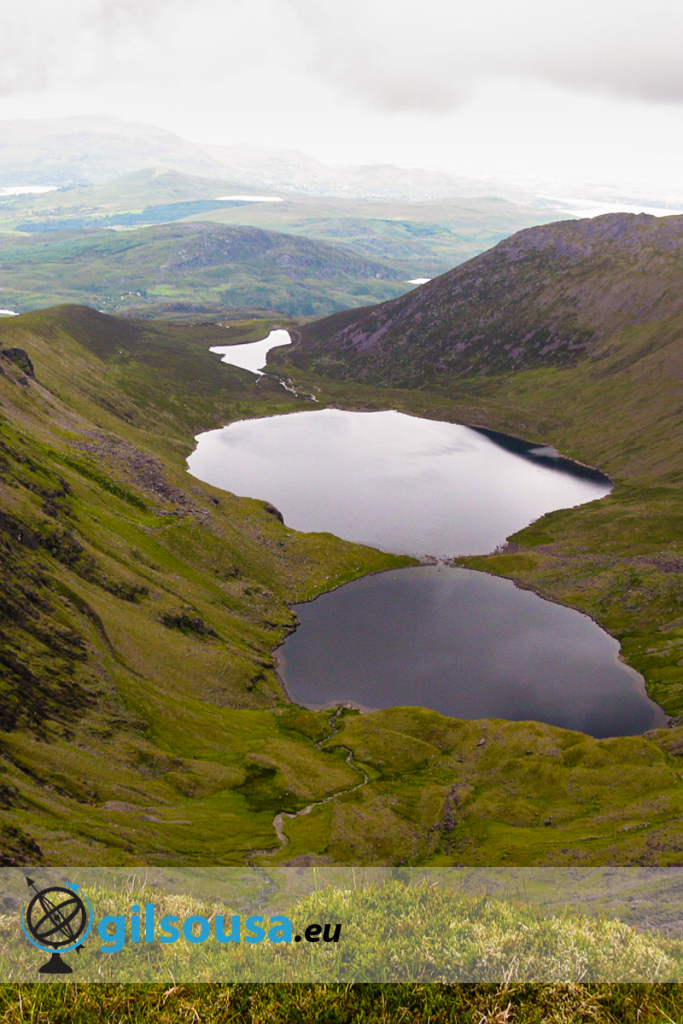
(1, 0, 683, 198)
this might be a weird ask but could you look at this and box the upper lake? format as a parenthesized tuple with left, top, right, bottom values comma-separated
(210, 328, 291, 376)
(188, 408, 610, 558)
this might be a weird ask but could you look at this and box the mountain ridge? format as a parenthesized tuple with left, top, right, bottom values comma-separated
(0, 115, 230, 186)
(293, 212, 683, 385)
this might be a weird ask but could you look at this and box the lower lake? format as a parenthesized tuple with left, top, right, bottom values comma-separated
(277, 565, 667, 738)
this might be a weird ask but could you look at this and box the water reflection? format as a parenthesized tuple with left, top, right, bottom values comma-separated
(278, 566, 668, 738)
(188, 408, 610, 558)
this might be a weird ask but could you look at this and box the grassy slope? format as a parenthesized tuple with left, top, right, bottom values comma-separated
(0, 306, 408, 865)
(293, 212, 683, 384)
(3, 306, 683, 871)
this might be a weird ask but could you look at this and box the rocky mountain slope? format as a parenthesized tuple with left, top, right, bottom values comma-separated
(293, 212, 683, 386)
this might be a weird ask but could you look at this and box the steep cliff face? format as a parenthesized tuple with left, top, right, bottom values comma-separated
(294, 213, 683, 386)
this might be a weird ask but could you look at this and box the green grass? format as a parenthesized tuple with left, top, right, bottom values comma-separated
(0, 167, 566, 283)
(3, 982, 682, 1024)
(4, 878, 683, 983)
(0, 306, 411, 866)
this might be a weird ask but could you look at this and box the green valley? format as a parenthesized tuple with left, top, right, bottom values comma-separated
(3, 293, 683, 869)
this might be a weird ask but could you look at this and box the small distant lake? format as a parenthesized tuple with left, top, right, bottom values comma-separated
(188, 408, 610, 558)
(209, 329, 291, 376)
(278, 566, 668, 738)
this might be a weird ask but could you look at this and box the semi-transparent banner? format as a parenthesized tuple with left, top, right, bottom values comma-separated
(1, 867, 683, 982)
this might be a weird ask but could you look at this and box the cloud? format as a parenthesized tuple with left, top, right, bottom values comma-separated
(1, 0, 682, 111)
(0, 1, 160, 95)
(0, 0, 301, 97)
(285, 0, 683, 110)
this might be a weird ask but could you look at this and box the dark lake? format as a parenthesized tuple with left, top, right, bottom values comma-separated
(278, 566, 668, 738)
(188, 409, 610, 558)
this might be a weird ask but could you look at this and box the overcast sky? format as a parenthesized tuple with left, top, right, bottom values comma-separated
(1, 0, 683, 196)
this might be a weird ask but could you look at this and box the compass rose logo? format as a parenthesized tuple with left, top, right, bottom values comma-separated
(20, 877, 93, 974)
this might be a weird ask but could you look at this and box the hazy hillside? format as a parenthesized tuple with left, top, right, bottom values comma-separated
(294, 212, 683, 386)
(1, 115, 495, 198)
(0, 220, 409, 319)
(0, 168, 569, 280)
(0, 115, 523, 203)
(0, 115, 230, 185)
(0, 168, 259, 225)
(200, 143, 499, 201)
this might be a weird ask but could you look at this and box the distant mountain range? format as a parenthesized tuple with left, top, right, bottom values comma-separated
(0, 167, 565, 285)
(293, 213, 683, 386)
(0, 115, 231, 186)
(0, 114, 531, 202)
(0, 164, 575, 318)
(201, 142, 498, 202)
